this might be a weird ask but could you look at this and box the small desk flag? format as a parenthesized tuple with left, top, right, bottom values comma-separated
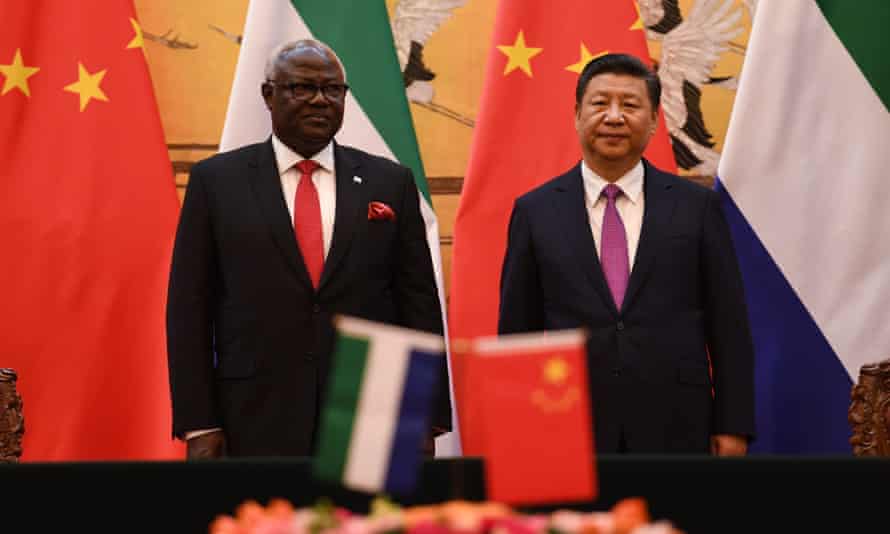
(315, 316, 445, 495)
(455, 329, 596, 505)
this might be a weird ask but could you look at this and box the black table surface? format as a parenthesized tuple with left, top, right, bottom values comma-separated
(2, 455, 887, 533)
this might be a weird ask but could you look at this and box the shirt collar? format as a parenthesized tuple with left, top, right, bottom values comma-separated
(271, 134, 335, 176)
(580, 160, 644, 205)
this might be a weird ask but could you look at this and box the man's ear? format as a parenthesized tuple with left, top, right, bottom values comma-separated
(261, 83, 274, 110)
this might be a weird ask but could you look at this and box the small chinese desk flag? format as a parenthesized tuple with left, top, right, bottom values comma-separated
(456, 329, 596, 505)
(315, 316, 444, 495)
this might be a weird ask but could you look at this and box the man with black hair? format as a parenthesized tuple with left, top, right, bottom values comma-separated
(499, 53, 754, 455)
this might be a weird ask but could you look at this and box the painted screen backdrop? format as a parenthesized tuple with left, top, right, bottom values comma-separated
(136, 0, 752, 297)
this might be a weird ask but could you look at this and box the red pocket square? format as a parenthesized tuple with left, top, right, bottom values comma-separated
(368, 201, 396, 221)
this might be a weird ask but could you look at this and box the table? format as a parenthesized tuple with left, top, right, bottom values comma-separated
(2, 456, 886, 532)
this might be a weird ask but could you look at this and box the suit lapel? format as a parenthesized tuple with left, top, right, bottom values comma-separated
(319, 144, 363, 290)
(622, 160, 676, 312)
(248, 139, 314, 288)
(553, 165, 618, 315)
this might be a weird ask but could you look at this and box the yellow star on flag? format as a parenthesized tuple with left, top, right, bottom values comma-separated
(543, 357, 569, 385)
(64, 62, 110, 112)
(0, 49, 40, 97)
(566, 43, 608, 74)
(630, 2, 645, 31)
(496, 30, 543, 77)
(127, 18, 145, 50)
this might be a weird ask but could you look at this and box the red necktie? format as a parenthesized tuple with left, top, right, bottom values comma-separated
(294, 159, 323, 288)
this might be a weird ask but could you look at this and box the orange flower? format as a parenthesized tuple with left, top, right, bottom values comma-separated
(436, 500, 512, 531)
(236, 500, 267, 524)
(266, 499, 296, 519)
(209, 515, 243, 534)
(611, 498, 650, 534)
(402, 505, 439, 527)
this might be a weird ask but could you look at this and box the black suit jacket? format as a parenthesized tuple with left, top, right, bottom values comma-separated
(167, 139, 449, 456)
(498, 160, 754, 453)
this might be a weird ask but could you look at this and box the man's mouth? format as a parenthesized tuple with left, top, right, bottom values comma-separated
(598, 132, 628, 138)
(598, 133, 628, 142)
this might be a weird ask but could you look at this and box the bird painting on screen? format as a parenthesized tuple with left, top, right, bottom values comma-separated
(391, 0, 474, 127)
(637, 0, 747, 176)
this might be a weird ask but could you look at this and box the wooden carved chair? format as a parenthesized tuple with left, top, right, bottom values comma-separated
(849, 359, 890, 456)
(0, 368, 24, 463)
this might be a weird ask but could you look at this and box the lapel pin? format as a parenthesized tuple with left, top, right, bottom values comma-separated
(353, 176, 363, 184)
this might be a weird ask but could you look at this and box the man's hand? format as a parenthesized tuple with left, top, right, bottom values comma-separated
(710, 434, 747, 456)
(422, 433, 436, 457)
(421, 426, 449, 457)
(186, 431, 226, 459)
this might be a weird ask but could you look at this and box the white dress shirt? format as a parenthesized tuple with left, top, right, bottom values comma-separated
(272, 134, 337, 259)
(184, 137, 338, 443)
(581, 160, 645, 269)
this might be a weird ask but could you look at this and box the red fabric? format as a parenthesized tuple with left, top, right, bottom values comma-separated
(449, 342, 484, 456)
(0, 2, 183, 460)
(454, 335, 597, 505)
(449, 0, 676, 340)
(294, 160, 324, 288)
(367, 201, 396, 221)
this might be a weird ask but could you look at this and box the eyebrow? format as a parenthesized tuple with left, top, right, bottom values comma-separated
(589, 90, 642, 98)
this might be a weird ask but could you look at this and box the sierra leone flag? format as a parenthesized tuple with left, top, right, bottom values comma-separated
(219, 0, 460, 456)
(314, 315, 444, 494)
(716, 1, 890, 453)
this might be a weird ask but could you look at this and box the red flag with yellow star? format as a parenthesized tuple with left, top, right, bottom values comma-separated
(0, 2, 183, 460)
(450, 0, 676, 342)
(455, 329, 596, 505)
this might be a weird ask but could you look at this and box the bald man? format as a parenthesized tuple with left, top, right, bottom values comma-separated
(167, 40, 449, 458)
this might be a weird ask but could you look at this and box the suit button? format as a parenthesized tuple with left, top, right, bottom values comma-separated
(312, 303, 321, 313)
(616, 321, 625, 331)
(612, 368, 621, 376)
(305, 352, 314, 361)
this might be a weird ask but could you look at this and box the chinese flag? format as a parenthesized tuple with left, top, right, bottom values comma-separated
(450, 0, 676, 341)
(449, 340, 486, 457)
(456, 330, 596, 505)
(0, 2, 183, 460)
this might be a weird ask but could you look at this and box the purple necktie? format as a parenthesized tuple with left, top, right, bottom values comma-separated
(601, 183, 629, 309)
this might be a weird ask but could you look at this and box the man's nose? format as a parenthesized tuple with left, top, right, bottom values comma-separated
(604, 103, 623, 122)
(308, 87, 328, 104)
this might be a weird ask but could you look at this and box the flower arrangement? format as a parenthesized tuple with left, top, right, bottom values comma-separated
(209, 496, 684, 534)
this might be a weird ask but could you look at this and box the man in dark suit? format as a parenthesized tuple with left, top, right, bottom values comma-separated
(498, 54, 754, 455)
(166, 39, 449, 458)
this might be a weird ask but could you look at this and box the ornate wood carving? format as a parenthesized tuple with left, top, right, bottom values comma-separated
(849, 359, 890, 456)
(0, 368, 24, 462)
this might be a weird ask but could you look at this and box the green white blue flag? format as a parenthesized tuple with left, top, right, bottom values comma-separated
(716, 0, 890, 452)
(314, 315, 444, 494)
